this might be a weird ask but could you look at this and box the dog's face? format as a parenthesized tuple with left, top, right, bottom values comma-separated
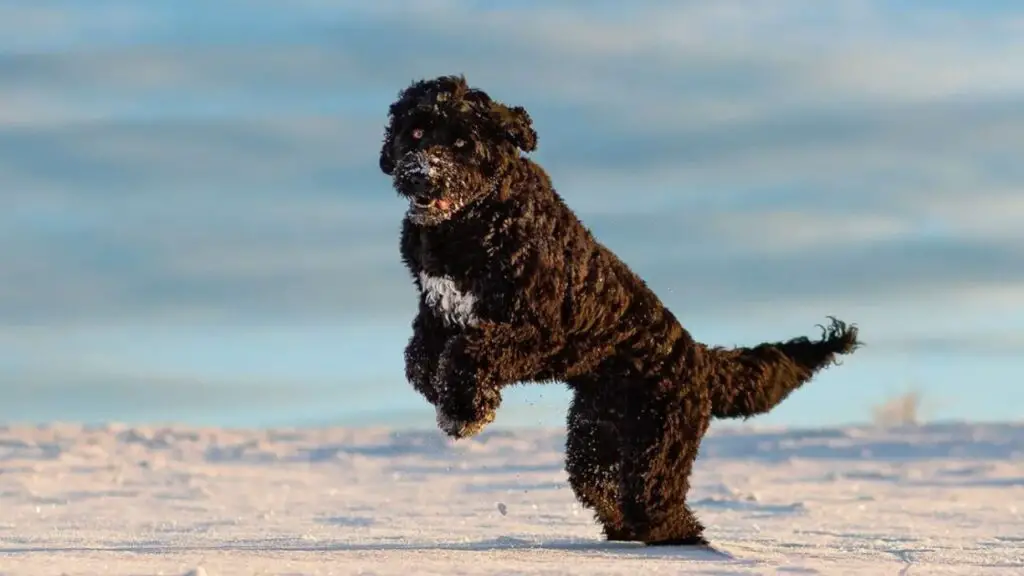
(380, 75, 537, 226)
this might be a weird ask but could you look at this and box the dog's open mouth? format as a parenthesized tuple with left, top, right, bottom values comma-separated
(412, 197, 453, 212)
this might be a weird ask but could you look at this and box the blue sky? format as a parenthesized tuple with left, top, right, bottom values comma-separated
(2, 0, 1023, 429)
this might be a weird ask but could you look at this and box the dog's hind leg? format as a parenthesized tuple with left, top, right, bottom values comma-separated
(565, 379, 630, 541)
(708, 317, 861, 420)
(617, 379, 712, 546)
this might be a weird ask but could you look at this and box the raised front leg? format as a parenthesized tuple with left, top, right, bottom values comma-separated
(432, 322, 561, 439)
(405, 307, 458, 405)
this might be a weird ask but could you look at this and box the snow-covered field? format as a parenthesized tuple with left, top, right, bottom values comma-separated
(1, 422, 1021, 575)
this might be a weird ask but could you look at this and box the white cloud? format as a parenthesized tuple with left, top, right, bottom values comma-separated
(921, 190, 1024, 241)
(708, 210, 913, 253)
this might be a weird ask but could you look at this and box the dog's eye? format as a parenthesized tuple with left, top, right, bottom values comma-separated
(411, 128, 424, 140)
(454, 138, 466, 148)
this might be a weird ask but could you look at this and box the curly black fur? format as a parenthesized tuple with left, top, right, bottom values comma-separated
(380, 75, 862, 546)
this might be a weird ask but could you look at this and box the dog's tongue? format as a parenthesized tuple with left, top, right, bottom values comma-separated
(435, 198, 451, 211)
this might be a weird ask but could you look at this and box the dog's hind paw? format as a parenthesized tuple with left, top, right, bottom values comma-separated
(436, 405, 495, 439)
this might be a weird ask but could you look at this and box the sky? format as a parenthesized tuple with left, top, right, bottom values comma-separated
(2, 0, 1023, 430)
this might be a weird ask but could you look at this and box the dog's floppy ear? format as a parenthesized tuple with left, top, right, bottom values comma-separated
(379, 102, 405, 176)
(380, 96, 415, 176)
(379, 120, 396, 175)
(492, 105, 537, 153)
(380, 82, 427, 176)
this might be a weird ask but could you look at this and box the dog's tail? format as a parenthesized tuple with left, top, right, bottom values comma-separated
(703, 317, 861, 420)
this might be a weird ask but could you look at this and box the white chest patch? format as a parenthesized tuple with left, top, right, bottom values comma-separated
(419, 272, 479, 327)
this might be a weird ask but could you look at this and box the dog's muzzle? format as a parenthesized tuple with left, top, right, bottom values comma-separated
(394, 151, 442, 197)
(394, 151, 461, 224)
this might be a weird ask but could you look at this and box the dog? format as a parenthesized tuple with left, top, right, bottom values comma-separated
(379, 75, 861, 546)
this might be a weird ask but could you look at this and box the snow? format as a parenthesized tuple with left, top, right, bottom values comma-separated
(1, 421, 1021, 575)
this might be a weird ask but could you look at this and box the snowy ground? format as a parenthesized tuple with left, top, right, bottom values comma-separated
(1, 422, 1021, 575)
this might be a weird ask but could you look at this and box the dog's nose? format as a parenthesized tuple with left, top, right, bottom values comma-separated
(399, 155, 435, 190)
(407, 168, 429, 188)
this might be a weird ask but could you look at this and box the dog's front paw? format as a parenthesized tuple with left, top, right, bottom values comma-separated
(404, 335, 440, 404)
(436, 404, 495, 439)
(432, 336, 502, 439)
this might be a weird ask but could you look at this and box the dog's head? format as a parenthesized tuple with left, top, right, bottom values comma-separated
(379, 75, 537, 226)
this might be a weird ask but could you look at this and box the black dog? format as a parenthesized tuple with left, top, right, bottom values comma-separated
(380, 75, 860, 546)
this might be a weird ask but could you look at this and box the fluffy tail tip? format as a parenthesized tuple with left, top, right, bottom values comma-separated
(817, 316, 862, 356)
